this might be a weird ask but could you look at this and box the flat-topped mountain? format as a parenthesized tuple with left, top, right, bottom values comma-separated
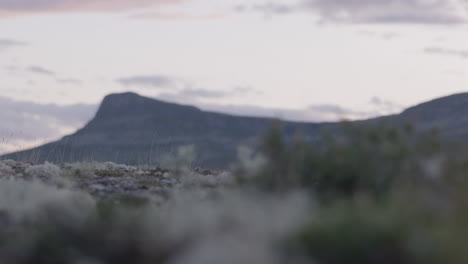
(4, 92, 468, 168)
(3, 92, 323, 168)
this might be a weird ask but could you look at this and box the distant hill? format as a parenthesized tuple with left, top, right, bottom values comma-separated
(2, 92, 324, 168)
(383, 93, 468, 139)
(4, 92, 468, 168)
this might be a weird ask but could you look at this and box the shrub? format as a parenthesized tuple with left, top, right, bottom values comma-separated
(242, 122, 445, 198)
(286, 188, 468, 264)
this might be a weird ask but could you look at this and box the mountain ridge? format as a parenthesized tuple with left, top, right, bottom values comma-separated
(4, 92, 468, 168)
(4, 92, 324, 167)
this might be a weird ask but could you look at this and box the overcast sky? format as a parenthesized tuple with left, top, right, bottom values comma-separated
(1, 0, 468, 153)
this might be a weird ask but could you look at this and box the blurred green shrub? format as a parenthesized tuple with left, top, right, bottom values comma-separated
(244, 122, 444, 198)
(244, 121, 468, 264)
(286, 189, 468, 264)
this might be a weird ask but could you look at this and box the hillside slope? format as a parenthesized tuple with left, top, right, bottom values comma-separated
(3, 92, 323, 168)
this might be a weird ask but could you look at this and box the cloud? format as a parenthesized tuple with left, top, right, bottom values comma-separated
(305, 104, 382, 121)
(357, 30, 400, 40)
(235, 3, 298, 15)
(0, 38, 27, 50)
(309, 104, 364, 116)
(424, 46, 468, 59)
(0, 96, 97, 154)
(130, 11, 227, 20)
(198, 103, 339, 122)
(118, 74, 260, 100)
(177, 86, 255, 99)
(191, 94, 404, 122)
(0, 0, 186, 16)
(177, 88, 229, 99)
(28, 66, 55, 76)
(117, 74, 401, 121)
(117, 75, 176, 89)
(156, 90, 402, 122)
(184, 101, 398, 123)
(8, 65, 81, 84)
(157, 89, 225, 102)
(303, 0, 467, 24)
(369, 96, 403, 115)
(56, 78, 82, 85)
(157, 85, 258, 103)
(240, 0, 468, 24)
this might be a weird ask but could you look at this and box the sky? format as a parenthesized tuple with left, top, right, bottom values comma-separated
(1, 0, 468, 153)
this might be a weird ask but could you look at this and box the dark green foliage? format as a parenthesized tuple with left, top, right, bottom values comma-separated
(250, 122, 468, 264)
(249, 122, 443, 198)
(291, 206, 415, 264)
(286, 188, 468, 264)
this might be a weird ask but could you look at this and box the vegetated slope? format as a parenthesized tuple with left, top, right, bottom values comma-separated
(3, 92, 324, 168)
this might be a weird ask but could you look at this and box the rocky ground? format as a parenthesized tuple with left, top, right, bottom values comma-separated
(0, 158, 311, 264)
(0, 159, 234, 202)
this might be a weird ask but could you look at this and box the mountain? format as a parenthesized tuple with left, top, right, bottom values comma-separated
(383, 93, 468, 139)
(4, 92, 468, 168)
(2, 92, 324, 168)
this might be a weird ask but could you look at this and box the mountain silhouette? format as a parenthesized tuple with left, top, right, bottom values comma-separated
(4, 92, 468, 168)
(3, 92, 323, 168)
(385, 93, 468, 139)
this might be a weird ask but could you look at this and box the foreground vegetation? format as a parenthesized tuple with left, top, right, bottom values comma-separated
(1, 122, 468, 263)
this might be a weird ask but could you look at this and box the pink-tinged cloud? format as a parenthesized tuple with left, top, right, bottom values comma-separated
(0, 0, 187, 15)
(131, 11, 228, 20)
